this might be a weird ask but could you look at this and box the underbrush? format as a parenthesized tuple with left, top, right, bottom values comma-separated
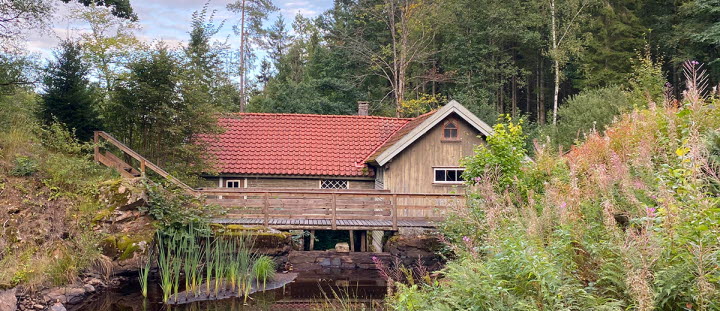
(0, 92, 120, 290)
(393, 62, 720, 310)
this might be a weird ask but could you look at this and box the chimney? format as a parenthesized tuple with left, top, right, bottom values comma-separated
(357, 101, 369, 116)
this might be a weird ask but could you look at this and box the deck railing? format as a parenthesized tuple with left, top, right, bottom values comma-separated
(198, 188, 465, 230)
(94, 131, 194, 192)
(94, 131, 466, 229)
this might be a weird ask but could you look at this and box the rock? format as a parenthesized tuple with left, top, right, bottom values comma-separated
(83, 277, 105, 288)
(0, 288, 17, 311)
(335, 242, 350, 253)
(32, 304, 44, 310)
(385, 234, 443, 268)
(43, 286, 88, 305)
(50, 302, 66, 311)
(82, 284, 95, 293)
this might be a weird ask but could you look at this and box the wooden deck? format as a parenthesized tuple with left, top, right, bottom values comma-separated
(94, 131, 465, 231)
(199, 188, 463, 230)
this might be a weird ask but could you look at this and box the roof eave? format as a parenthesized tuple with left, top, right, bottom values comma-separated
(374, 100, 494, 166)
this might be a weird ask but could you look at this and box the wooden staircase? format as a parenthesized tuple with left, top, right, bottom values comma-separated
(93, 131, 193, 192)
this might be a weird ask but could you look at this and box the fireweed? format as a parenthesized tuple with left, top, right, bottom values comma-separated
(395, 62, 720, 310)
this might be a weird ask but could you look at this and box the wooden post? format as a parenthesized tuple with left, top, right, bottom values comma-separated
(391, 194, 398, 230)
(140, 159, 146, 176)
(331, 193, 337, 230)
(360, 231, 367, 252)
(93, 131, 99, 162)
(263, 192, 269, 227)
(349, 230, 355, 252)
(309, 230, 315, 251)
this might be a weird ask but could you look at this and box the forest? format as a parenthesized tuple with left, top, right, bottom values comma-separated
(1, 0, 720, 310)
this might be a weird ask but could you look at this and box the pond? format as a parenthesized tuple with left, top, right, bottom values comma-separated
(71, 269, 387, 311)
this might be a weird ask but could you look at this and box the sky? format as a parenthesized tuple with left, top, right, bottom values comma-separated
(26, 0, 334, 60)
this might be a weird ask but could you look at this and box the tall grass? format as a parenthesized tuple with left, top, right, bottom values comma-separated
(253, 256, 276, 290)
(146, 228, 267, 303)
(138, 245, 153, 298)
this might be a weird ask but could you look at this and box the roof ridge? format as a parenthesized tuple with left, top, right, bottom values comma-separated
(221, 112, 412, 120)
(354, 113, 431, 166)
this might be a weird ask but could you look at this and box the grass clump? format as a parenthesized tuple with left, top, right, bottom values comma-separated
(253, 255, 276, 290)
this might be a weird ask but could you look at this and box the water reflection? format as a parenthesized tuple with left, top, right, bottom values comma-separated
(72, 270, 386, 311)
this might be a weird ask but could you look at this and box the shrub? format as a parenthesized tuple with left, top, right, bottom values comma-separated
(10, 156, 38, 176)
(462, 115, 527, 190)
(544, 86, 631, 149)
(141, 180, 223, 234)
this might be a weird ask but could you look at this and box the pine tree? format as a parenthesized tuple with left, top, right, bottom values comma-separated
(40, 40, 100, 140)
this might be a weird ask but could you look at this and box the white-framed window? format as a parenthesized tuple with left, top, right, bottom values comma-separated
(434, 168, 465, 184)
(226, 180, 241, 188)
(321, 179, 349, 189)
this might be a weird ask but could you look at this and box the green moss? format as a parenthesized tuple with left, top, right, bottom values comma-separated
(103, 231, 154, 261)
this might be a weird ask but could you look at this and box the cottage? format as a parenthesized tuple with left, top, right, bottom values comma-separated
(202, 100, 493, 194)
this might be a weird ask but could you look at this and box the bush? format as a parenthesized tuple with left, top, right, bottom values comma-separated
(544, 86, 631, 149)
(10, 156, 38, 176)
(462, 115, 527, 189)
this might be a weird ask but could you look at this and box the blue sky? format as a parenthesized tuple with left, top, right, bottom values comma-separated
(27, 0, 333, 60)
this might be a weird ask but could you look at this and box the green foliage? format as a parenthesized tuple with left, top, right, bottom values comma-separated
(546, 86, 631, 149)
(10, 156, 37, 176)
(140, 180, 222, 234)
(108, 44, 220, 181)
(40, 40, 100, 140)
(462, 116, 527, 189)
(63, 0, 137, 20)
(627, 50, 666, 107)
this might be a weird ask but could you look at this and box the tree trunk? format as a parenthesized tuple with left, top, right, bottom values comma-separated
(512, 75, 517, 118)
(539, 54, 546, 125)
(550, 0, 559, 125)
(239, 0, 247, 112)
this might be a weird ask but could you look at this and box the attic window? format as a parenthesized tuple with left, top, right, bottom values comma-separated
(226, 180, 241, 188)
(443, 121, 458, 140)
(321, 180, 348, 189)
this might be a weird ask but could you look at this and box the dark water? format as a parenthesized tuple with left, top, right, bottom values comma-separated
(71, 269, 387, 311)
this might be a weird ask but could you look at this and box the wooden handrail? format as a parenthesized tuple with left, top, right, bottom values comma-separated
(94, 131, 194, 192)
(198, 188, 464, 197)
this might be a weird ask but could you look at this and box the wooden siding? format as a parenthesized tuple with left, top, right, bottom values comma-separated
(383, 113, 483, 194)
(203, 176, 374, 190)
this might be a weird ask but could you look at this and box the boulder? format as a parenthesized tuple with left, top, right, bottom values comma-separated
(50, 302, 66, 311)
(384, 234, 443, 268)
(0, 288, 16, 311)
(335, 242, 350, 253)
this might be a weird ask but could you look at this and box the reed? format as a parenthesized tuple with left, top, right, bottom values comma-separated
(183, 231, 204, 297)
(138, 243, 153, 298)
(170, 233, 183, 302)
(204, 235, 214, 295)
(253, 255, 276, 290)
(212, 237, 227, 296)
(156, 231, 175, 303)
(225, 238, 239, 292)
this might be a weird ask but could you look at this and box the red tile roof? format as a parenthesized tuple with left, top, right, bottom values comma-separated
(204, 113, 414, 177)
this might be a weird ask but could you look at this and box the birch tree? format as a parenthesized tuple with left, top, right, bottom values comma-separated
(547, 0, 593, 124)
(72, 4, 141, 96)
(227, 0, 277, 112)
